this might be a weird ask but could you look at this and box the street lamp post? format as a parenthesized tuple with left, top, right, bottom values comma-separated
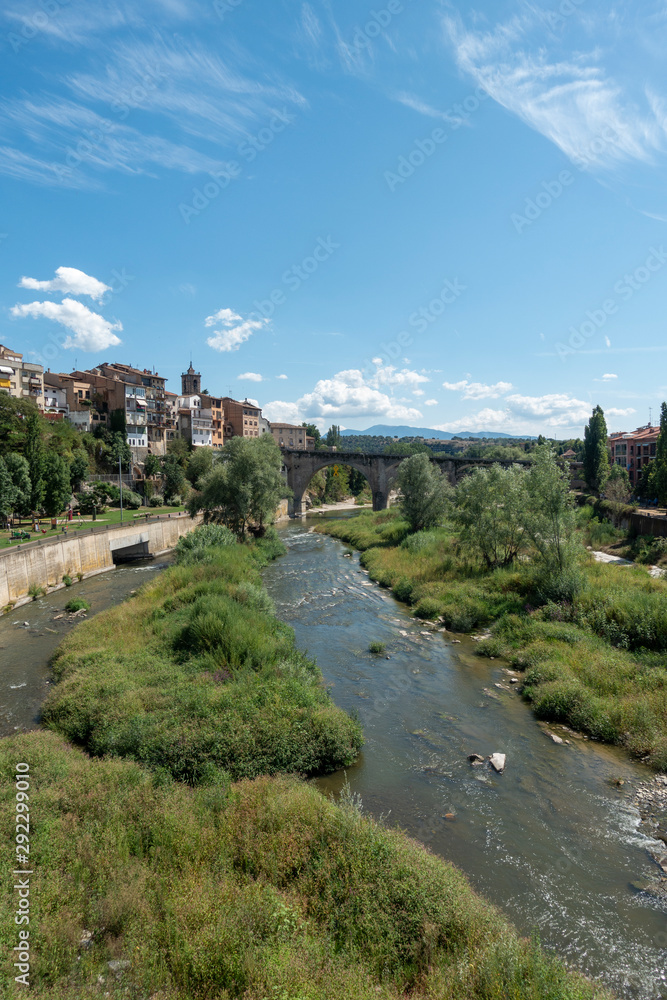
(119, 454, 124, 524)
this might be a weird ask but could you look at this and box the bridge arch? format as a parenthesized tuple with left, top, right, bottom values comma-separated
(279, 449, 532, 516)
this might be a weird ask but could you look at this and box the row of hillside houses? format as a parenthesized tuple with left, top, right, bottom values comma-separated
(0, 344, 314, 461)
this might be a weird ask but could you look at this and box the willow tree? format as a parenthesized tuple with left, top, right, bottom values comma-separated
(188, 435, 290, 537)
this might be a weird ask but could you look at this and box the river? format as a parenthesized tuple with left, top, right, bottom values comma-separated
(1, 519, 665, 998)
(262, 517, 667, 1000)
(0, 557, 172, 737)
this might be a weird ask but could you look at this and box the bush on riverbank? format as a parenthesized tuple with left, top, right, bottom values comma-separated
(318, 511, 667, 769)
(43, 530, 362, 782)
(0, 730, 614, 999)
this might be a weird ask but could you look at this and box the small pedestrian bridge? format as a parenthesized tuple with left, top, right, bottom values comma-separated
(280, 449, 531, 515)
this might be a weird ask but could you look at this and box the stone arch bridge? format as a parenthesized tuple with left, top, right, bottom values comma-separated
(280, 449, 531, 516)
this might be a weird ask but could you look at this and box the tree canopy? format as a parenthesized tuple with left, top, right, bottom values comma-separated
(398, 453, 450, 532)
(188, 435, 290, 537)
(583, 405, 610, 495)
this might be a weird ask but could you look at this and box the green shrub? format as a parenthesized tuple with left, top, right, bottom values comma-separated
(28, 583, 45, 600)
(176, 523, 237, 563)
(413, 597, 443, 620)
(62, 574, 72, 587)
(64, 597, 90, 613)
(148, 494, 164, 507)
(368, 641, 386, 654)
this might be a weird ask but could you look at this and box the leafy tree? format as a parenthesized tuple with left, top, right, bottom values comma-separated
(188, 435, 290, 537)
(76, 485, 110, 516)
(185, 447, 215, 486)
(348, 467, 368, 496)
(453, 464, 529, 569)
(23, 410, 45, 512)
(167, 436, 191, 467)
(0, 394, 33, 455)
(606, 464, 632, 503)
(109, 408, 127, 435)
(5, 454, 32, 518)
(143, 453, 161, 478)
(398, 453, 449, 533)
(161, 454, 187, 502)
(69, 452, 89, 492)
(326, 424, 342, 449)
(323, 464, 350, 503)
(384, 441, 432, 457)
(583, 405, 610, 494)
(525, 443, 578, 576)
(653, 401, 667, 508)
(302, 423, 321, 447)
(0, 456, 16, 520)
(109, 432, 132, 469)
(41, 452, 72, 516)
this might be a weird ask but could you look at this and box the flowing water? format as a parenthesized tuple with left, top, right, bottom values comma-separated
(2, 520, 666, 997)
(0, 557, 173, 737)
(263, 517, 667, 1000)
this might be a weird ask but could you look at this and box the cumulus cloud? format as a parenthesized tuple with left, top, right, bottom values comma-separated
(205, 308, 268, 353)
(11, 298, 122, 351)
(237, 372, 264, 382)
(263, 362, 427, 425)
(276, 374, 288, 380)
(436, 392, 635, 436)
(442, 379, 513, 399)
(425, 398, 439, 406)
(19, 266, 111, 302)
(601, 373, 618, 380)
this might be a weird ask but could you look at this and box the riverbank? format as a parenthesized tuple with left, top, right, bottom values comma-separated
(0, 525, 614, 999)
(316, 510, 667, 772)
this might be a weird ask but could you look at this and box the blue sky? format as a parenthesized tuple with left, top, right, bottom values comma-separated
(2, 0, 667, 436)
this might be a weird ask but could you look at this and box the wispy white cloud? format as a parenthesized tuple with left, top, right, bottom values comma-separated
(237, 372, 264, 382)
(205, 308, 268, 353)
(442, 9, 665, 170)
(276, 374, 288, 380)
(11, 298, 122, 351)
(424, 398, 439, 406)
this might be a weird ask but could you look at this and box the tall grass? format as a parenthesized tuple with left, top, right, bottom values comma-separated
(318, 512, 667, 770)
(0, 731, 614, 999)
(43, 531, 362, 783)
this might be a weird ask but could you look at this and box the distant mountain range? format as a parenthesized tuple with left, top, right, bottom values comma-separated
(342, 425, 524, 440)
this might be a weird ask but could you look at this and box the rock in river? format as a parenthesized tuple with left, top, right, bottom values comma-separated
(489, 753, 506, 773)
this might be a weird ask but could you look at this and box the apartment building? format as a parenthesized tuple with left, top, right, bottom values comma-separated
(95, 363, 169, 455)
(269, 422, 309, 450)
(221, 397, 263, 440)
(176, 394, 213, 448)
(0, 344, 44, 408)
(209, 396, 225, 448)
(609, 424, 659, 485)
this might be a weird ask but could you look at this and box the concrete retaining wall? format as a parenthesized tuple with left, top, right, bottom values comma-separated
(0, 515, 199, 610)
